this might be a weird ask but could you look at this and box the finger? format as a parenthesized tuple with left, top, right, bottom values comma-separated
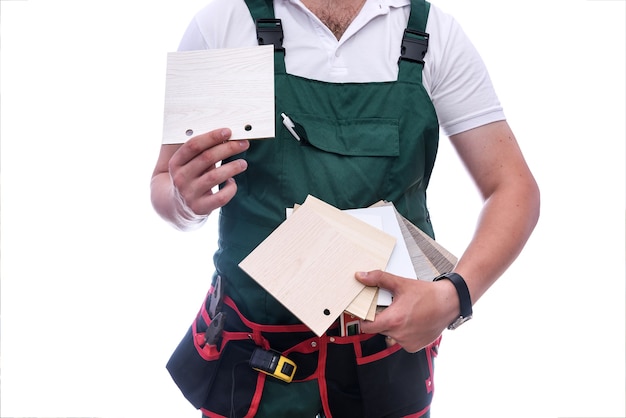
(198, 177, 239, 214)
(175, 128, 232, 164)
(184, 175, 240, 216)
(173, 128, 250, 168)
(183, 140, 250, 179)
(358, 316, 389, 337)
(195, 159, 248, 196)
(358, 305, 394, 336)
(355, 270, 403, 295)
(170, 135, 249, 194)
(195, 138, 250, 169)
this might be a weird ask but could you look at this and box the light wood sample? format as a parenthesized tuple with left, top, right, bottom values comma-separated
(239, 195, 396, 337)
(162, 45, 275, 144)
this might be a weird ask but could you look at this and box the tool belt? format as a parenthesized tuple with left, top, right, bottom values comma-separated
(167, 284, 441, 418)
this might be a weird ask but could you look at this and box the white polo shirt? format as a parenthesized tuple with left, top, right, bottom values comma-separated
(177, 0, 505, 136)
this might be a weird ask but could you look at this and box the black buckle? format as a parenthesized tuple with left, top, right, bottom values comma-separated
(399, 29, 429, 64)
(256, 18, 284, 52)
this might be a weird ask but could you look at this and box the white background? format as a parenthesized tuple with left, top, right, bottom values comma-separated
(1, 0, 624, 417)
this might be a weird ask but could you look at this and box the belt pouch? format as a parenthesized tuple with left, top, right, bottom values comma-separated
(166, 295, 265, 416)
(166, 325, 221, 409)
(355, 335, 435, 418)
(325, 341, 364, 417)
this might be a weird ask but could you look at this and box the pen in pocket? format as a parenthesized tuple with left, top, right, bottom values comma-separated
(281, 113, 308, 144)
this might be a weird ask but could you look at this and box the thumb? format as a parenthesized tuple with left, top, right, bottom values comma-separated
(355, 270, 400, 294)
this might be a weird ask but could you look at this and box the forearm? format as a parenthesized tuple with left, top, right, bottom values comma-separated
(150, 172, 209, 231)
(453, 179, 540, 305)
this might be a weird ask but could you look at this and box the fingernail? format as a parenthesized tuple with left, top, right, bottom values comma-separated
(221, 128, 231, 139)
(239, 159, 248, 169)
(239, 139, 249, 148)
(356, 271, 368, 278)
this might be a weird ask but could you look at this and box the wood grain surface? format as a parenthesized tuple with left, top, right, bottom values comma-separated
(162, 45, 275, 144)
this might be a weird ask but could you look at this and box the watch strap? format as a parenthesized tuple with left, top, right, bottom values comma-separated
(434, 272, 473, 330)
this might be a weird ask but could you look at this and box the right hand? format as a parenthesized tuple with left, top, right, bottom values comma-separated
(168, 127, 250, 216)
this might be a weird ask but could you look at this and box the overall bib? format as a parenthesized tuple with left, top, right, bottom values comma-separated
(167, 0, 443, 416)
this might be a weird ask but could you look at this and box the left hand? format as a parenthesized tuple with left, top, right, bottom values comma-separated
(355, 270, 459, 353)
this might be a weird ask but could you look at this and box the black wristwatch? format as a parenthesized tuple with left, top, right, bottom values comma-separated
(434, 272, 473, 330)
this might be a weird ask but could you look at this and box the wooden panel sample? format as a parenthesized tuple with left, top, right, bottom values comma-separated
(394, 209, 457, 279)
(239, 195, 396, 336)
(346, 285, 379, 321)
(162, 45, 275, 144)
(346, 202, 458, 312)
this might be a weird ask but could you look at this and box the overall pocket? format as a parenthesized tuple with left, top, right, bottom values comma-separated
(279, 113, 400, 208)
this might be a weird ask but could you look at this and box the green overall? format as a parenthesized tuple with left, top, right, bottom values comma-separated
(217, 0, 439, 325)
(168, 0, 442, 416)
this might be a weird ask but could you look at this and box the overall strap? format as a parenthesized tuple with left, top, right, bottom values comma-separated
(245, 0, 274, 21)
(407, 0, 430, 35)
(244, 0, 430, 79)
(244, 0, 287, 74)
(398, 0, 431, 83)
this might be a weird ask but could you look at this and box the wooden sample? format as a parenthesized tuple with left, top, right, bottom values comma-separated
(346, 202, 458, 312)
(239, 195, 396, 337)
(393, 209, 457, 279)
(370, 201, 457, 279)
(162, 45, 275, 144)
(345, 285, 379, 321)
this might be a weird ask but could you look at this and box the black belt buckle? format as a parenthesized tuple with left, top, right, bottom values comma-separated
(399, 29, 429, 64)
(256, 18, 284, 51)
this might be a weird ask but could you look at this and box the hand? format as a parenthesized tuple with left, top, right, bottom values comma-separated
(355, 270, 459, 353)
(168, 128, 250, 217)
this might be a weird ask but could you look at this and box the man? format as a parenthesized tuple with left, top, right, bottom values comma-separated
(151, 0, 540, 416)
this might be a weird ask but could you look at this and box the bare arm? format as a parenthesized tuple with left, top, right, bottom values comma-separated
(357, 120, 540, 352)
(150, 128, 250, 231)
(447, 120, 540, 303)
